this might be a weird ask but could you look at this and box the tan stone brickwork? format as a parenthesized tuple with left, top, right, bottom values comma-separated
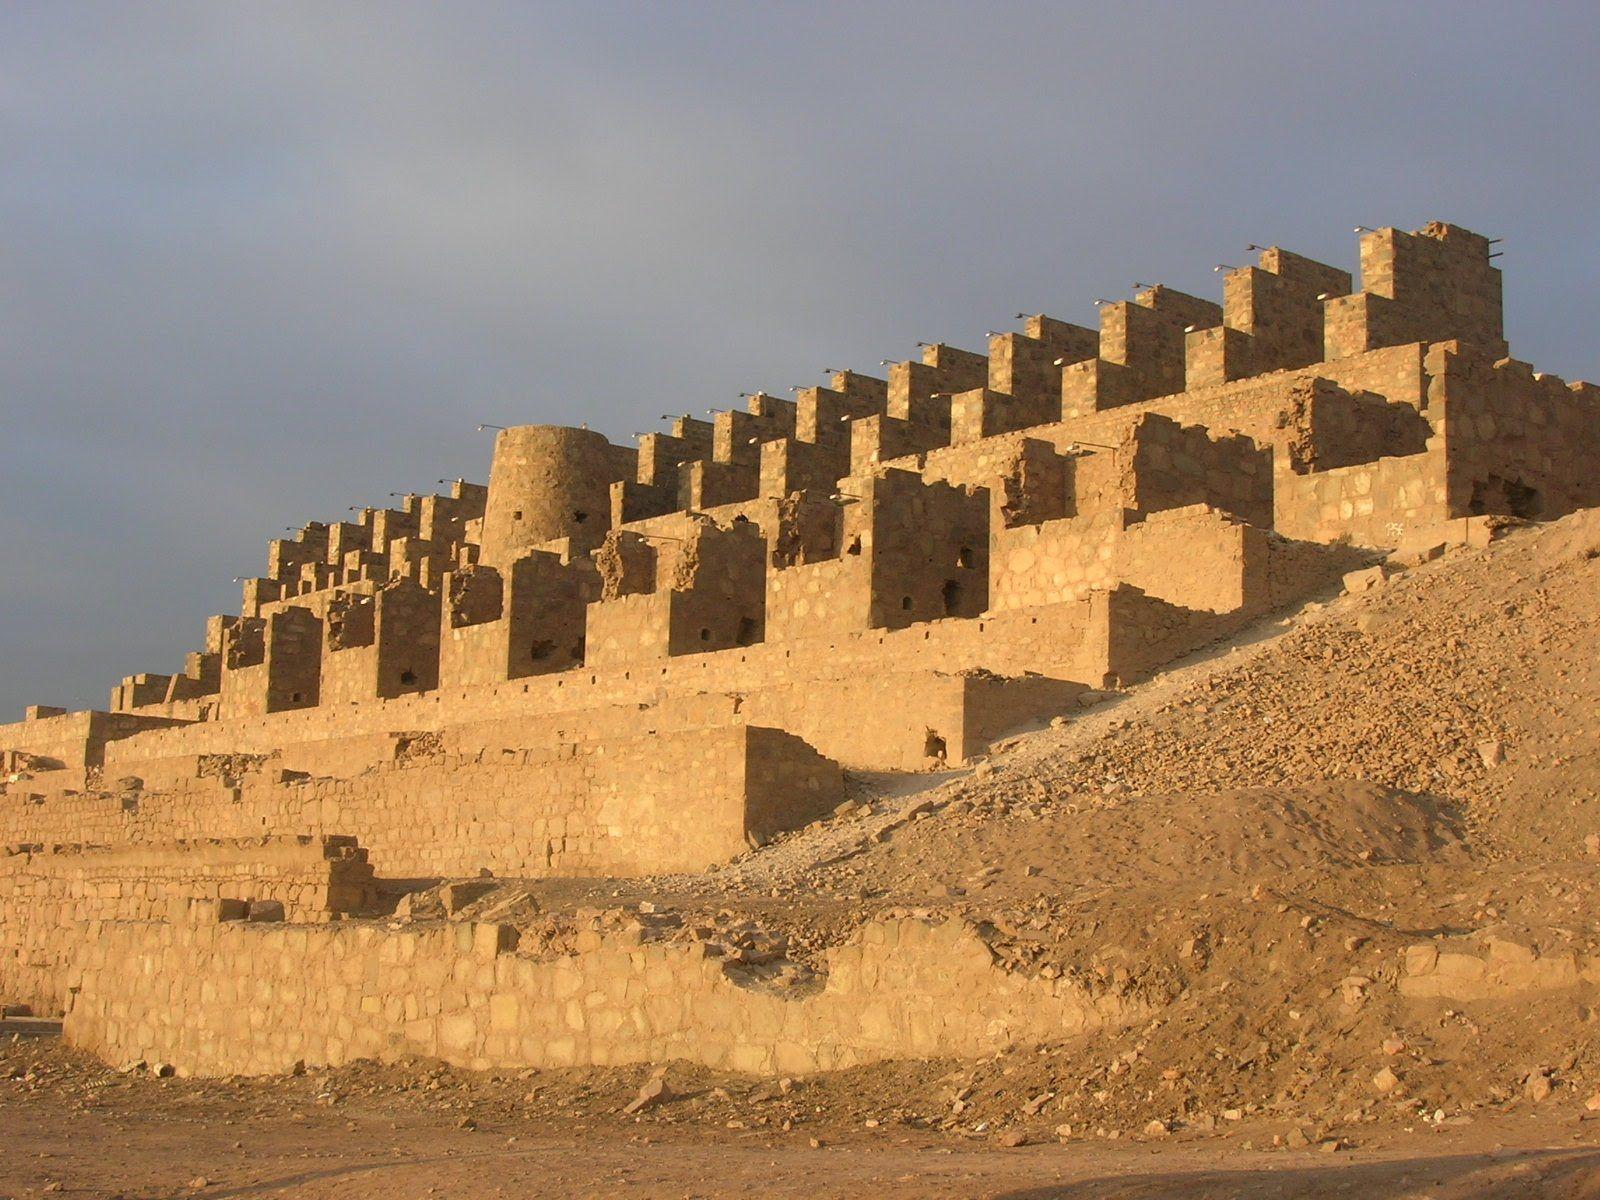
(1399, 934, 1600, 1003)
(6, 219, 1600, 1074)
(63, 915, 1146, 1078)
(0, 727, 841, 879)
(0, 836, 374, 1014)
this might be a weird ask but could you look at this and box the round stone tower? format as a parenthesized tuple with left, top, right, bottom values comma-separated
(479, 425, 623, 566)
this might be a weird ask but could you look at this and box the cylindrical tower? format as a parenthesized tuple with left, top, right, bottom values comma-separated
(479, 425, 626, 566)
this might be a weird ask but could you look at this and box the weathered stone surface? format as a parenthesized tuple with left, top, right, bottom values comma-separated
(6, 218, 1599, 1084)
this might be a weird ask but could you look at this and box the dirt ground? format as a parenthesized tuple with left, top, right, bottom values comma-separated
(5, 1026, 1600, 1199)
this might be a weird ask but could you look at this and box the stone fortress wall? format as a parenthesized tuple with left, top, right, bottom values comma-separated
(6, 221, 1600, 1074)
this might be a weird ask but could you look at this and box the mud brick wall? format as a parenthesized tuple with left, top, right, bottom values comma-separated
(0, 836, 373, 1014)
(63, 915, 1145, 1078)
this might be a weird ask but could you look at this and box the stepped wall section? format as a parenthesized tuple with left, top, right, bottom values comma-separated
(8, 220, 1600, 1075)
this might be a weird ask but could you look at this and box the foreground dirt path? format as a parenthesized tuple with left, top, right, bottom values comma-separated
(5, 1046, 1600, 1200)
(6, 1103, 1600, 1199)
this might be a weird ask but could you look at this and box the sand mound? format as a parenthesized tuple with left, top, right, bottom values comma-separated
(866, 781, 1466, 897)
(632, 509, 1600, 1138)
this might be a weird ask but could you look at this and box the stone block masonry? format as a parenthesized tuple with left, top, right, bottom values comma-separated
(0, 835, 375, 1015)
(63, 915, 1146, 1078)
(1, 726, 841, 879)
(6, 218, 1600, 1076)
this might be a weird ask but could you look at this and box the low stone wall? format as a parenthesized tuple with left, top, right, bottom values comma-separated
(1399, 933, 1600, 1003)
(0, 709, 187, 772)
(0, 836, 374, 1015)
(989, 504, 1352, 618)
(63, 915, 1145, 1078)
(0, 726, 842, 879)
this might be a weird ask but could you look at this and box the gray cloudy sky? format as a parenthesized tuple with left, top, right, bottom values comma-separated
(3, 2, 1598, 716)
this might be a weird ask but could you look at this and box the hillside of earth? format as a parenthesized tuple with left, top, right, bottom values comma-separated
(433, 507, 1600, 1139)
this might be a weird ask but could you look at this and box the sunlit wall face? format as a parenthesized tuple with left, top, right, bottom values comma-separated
(2, 1, 1597, 714)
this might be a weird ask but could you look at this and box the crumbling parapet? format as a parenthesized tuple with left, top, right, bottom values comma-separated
(438, 551, 590, 688)
(765, 470, 989, 641)
(596, 529, 658, 601)
(218, 607, 322, 719)
(20, 219, 1600, 797)
(1430, 344, 1600, 522)
(320, 579, 442, 705)
(586, 517, 768, 666)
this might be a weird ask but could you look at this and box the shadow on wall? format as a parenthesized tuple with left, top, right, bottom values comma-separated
(1469, 474, 1542, 519)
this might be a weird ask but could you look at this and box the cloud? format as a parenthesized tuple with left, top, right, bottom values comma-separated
(1, 2, 1597, 713)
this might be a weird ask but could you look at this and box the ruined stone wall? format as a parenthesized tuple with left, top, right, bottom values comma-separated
(1123, 414, 1273, 526)
(0, 836, 374, 1014)
(989, 504, 1353, 618)
(14, 219, 1597, 893)
(1272, 444, 1448, 548)
(1, 727, 841, 879)
(1100, 587, 1241, 684)
(218, 607, 323, 720)
(1262, 345, 1600, 549)
(439, 553, 593, 688)
(0, 710, 185, 773)
(584, 518, 769, 666)
(898, 344, 1432, 502)
(63, 915, 1144, 1078)
(14, 217, 1600, 1083)
(1433, 348, 1600, 521)
(2, 594, 1126, 793)
(1277, 380, 1433, 475)
(1399, 933, 1600, 1004)
(583, 590, 676, 667)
